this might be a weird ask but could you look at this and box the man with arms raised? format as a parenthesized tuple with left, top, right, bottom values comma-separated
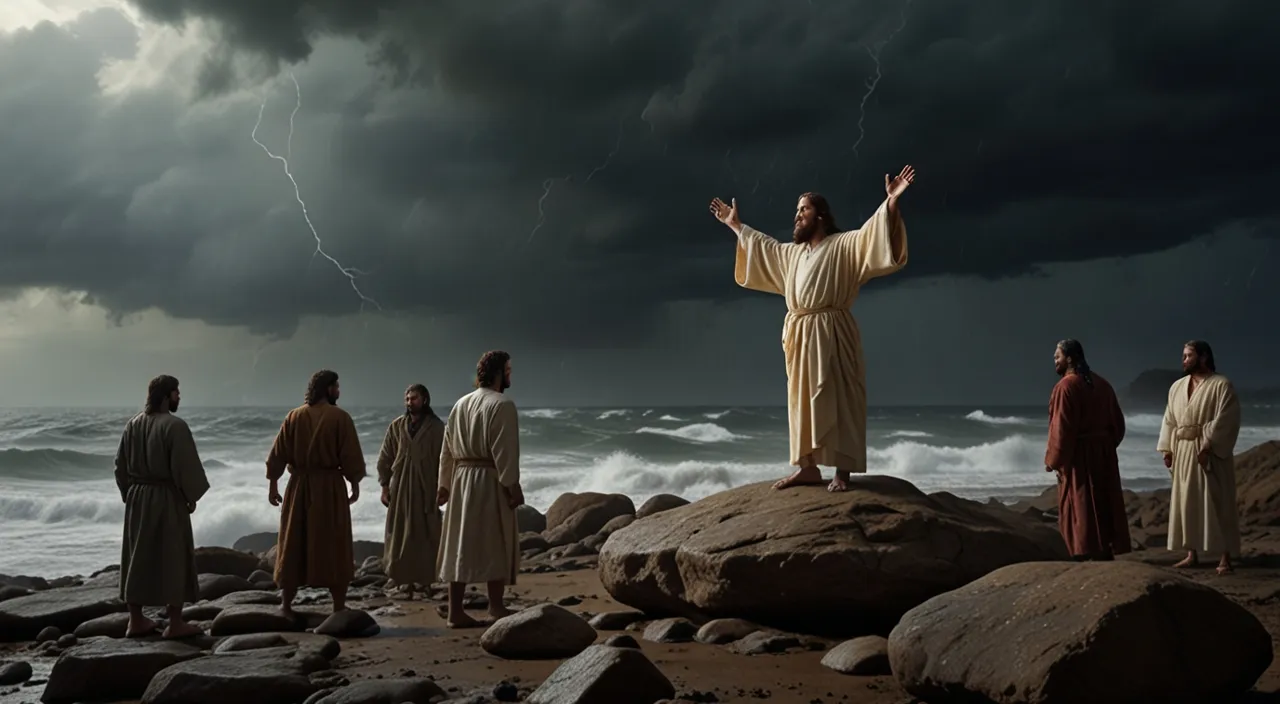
(436, 350, 524, 628)
(114, 374, 209, 639)
(1044, 339, 1130, 560)
(266, 369, 367, 617)
(709, 166, 914, 492)
(377, 383, 446, 600)
(1158, 340, 1242, 575)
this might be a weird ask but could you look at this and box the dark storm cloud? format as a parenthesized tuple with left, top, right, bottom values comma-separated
(2, 0, 1277, 346)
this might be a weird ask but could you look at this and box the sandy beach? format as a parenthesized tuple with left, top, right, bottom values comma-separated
(3, 441, 1279, 703)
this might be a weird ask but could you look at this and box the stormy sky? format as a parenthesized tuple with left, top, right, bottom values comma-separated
(0, 0, 1276, 408)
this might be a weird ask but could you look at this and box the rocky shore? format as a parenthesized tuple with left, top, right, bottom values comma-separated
(2, 441, 1278, 703)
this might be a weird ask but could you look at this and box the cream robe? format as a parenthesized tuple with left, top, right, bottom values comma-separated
(1157, 373, 1242, 555)
(735, 199, 907, 470)
(114, 412, 210, 606)
(377, 413, 445, 586)
(436, 388, 521, 584)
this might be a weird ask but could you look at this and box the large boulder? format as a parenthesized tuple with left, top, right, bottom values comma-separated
(598, 476, 1067, 635)
(0, 585, 125, 642)
(41, 638, 205, 704)
(888, 561, 1273, 703)
(194, 547, 263, 579)
(544, 492, 635, 546)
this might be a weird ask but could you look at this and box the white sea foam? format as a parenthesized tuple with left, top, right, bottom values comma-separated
(634, 423, 746, 443)
(964, 410, 1033, 426)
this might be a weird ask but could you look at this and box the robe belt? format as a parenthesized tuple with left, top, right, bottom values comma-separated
(291, 466, 343, 473)
(127, 476, 172, 486)
(1174, 425, 1202, 441)
(787, 307, 846, 318)
(454, 457, 496, 467)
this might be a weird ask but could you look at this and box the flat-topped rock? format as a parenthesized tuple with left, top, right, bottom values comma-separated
(888, 561, 1273, 703)
(0, 585, 125, 642)
(301, 677, 446, 703)
(42, 637, 205, 704)
(141, 645, 329, 704)
(598, 476, 1068, 635)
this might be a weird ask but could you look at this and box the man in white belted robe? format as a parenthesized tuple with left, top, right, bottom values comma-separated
(1158, 339, 1242, 575)
(436, 350, 524, 628)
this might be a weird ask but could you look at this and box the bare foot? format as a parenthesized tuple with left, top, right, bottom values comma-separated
(125, 616, 159, 638)
(1173, 555, 1198, 569)
(280, 606, 298, 623)
(828, 471, 851, 493)
(446, 612, 483, 629)
(488, 606, 515, 620)
(1217, 561, 1234, 576)
(772, 466, 825, 490)
(162, 620, 203, 640)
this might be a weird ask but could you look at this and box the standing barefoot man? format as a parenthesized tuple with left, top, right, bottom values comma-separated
(710, 166, 913, 492)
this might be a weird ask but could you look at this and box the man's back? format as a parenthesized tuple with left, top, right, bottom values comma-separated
(270, 404, 365, 479)
(119, 412, 181, 480)
(1054, 372, 1123, 447)
(444, 389, 513, 459)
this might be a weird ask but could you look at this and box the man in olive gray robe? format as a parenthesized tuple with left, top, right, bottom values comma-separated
(114, 374, 210, 639)
(378, 383, 445, 599)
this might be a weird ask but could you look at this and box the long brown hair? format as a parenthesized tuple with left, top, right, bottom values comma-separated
(145, 375, 179, 414)
(475, 350, 510, 389)
(305, 369, 339, 405)
(799, 192, 841, 235)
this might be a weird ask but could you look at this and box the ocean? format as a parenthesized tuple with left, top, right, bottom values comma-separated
(2, 404, 1277, 578)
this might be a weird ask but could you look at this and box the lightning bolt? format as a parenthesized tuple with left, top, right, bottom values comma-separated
(584, 118, 625, 183)
(252, 72, 381, 312)
(526, 176, 570, 244)
(851, 0, 912, 158)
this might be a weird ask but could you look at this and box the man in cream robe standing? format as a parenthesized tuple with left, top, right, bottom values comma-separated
(1158, 340, 1242, 575)
(436, 350, 524, 628)
(709, 165, 914, 492)
(378, 383, 445, 600)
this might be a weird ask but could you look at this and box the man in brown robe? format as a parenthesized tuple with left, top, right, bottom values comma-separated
(114, 374, 209, 639)
(266, 369, 367, 617)
(377, 383, 445, 599)
(436, 350, 524, 628)
(1044, 339, 1131, 560)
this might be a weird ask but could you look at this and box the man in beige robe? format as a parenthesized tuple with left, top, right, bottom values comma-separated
(1157, 340, 1242, 575)
(436, 350, 524, 628)
(114, 374, 209, 639)
(709, 165, 914, 492)
(266, 369, 367, 617)
(377, 383, 446, 599)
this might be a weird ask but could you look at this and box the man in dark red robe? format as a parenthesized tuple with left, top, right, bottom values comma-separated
(1045, 339, 1131, 560)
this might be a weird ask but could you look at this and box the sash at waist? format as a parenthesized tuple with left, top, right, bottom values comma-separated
(454, 457, 496, 467)
(787, 307, 846, 318)
(128, 476, 171, 486)
(1175, 425, 1202, 441)
(289, 465, 343, 474)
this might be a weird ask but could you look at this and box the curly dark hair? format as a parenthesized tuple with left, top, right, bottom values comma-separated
(145, 375, 180, 414)
(1184, 339, 1217, 372)
(305, 369, 340, 406)
(474, 350, 511, 389)
(799, 192, 841, 236)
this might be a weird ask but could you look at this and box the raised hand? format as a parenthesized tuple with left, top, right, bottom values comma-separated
(709, 197, 740, 231)
(885, 165, 916, 199)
